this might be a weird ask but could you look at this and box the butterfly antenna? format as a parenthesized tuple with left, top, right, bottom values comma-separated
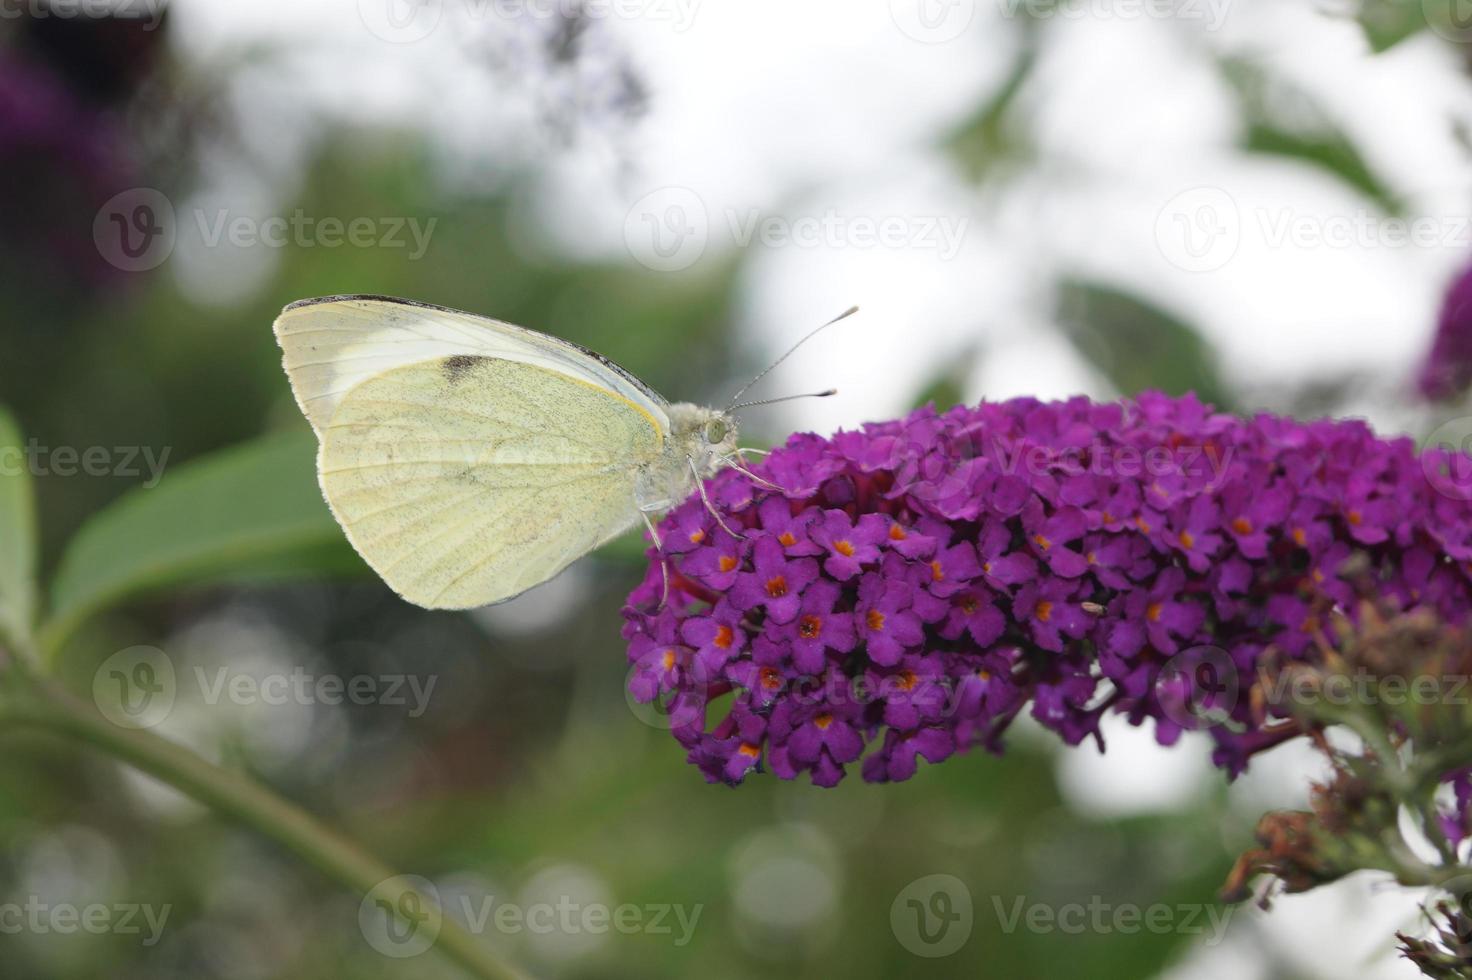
(725, 306, 858, 411)
(730, 388, 837, 413)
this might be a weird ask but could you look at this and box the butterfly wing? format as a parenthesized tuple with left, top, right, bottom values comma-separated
(273, 294, 671, 434)
(317, 355, 664, 608)
(273, 295, 672, 609)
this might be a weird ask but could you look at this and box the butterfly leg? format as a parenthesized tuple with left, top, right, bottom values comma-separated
(640, 508, 671, 609)
(688, 456, 743, 540)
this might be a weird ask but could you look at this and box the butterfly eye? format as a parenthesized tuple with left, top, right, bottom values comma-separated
(704, 420, 728, 444)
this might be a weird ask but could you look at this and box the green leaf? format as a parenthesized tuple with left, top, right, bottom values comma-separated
(0, 406, 38, 645)
(910, 347, 978, 413)
(944, 41, 1037, 182)
(1055, 280, 1231, 409)
(43, 429, 364, 653)
(1222, 58, 1401, 214)
(1356, 1, 1432, 52)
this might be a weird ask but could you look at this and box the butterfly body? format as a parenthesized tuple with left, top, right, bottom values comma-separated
(274, 295, 738, 609)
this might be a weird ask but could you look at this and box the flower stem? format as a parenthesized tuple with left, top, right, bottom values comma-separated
(0, 673, 531, 980)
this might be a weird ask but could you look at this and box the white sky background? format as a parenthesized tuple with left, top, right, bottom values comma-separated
(163, 1, 1472, 975)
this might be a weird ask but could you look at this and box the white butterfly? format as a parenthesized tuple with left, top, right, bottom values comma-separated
(274, 295, 848, 609)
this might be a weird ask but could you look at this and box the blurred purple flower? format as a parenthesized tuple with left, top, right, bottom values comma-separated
(1418, 259, 1472, 402)
(622, 393, 1472, 787)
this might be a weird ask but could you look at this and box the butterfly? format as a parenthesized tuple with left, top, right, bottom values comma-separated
(274, 295, 850, 609)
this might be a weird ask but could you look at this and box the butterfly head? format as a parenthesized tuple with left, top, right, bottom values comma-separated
(669, 403, 740, 478)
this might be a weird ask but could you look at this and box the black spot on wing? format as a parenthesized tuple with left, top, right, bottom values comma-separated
(443, 354, 486, 383)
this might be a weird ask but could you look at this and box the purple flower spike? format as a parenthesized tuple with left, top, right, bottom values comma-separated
(621, 393, 1472, 787)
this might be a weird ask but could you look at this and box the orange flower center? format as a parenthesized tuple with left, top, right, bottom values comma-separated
(714, 625, 734, 649)
(661, 649, 677, 670)
(1292, 527, 1307, 547)
(1033, 533, 1052, 551)
(814, 712, 833, 730)
(1147, 602, 1163, 623)
(896, 670, 918, 691)
(1035, 601, 1053, 622)
(889, 524, 907, 541)
(719, 555, 738, 573)
(737, 742, 762, 758)
(1178, 530, 1195, 550)
(930, 560, 944, 582)
(765, 575, 788, 598)
(834, 539, 855, 557)
(759, 667, 782, 690)
(798, 615, 822, 639)
(1231, 517, 1252, 535)
(866, 609, 886, 632)
(1135, 516, 1152, 533)
(778, 531, 797, 547)
(688, 529, 706, 545)
(1347, 509, 1363, 526)
(959, 596, 979, 615)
